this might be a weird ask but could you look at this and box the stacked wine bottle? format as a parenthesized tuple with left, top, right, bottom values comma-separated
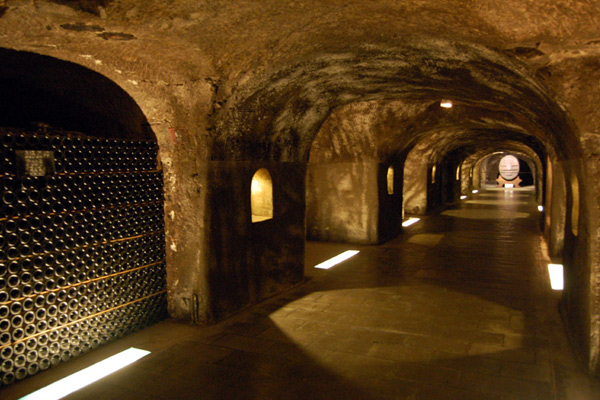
(0, 129, 168, 387)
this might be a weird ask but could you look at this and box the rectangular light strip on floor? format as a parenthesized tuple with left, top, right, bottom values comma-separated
(548, 264, 564, 290)
(20, 348, 151, 400)
(314, 250, 359, 270)
(402, 217, 420, 227)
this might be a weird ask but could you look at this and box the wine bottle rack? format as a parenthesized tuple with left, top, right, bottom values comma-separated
(0, 129, 168, 387)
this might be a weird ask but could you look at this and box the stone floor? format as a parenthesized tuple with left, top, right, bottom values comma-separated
(3, 188, 600, 399)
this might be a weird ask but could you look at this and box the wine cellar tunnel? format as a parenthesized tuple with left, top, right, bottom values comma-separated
(2, 1, 600, 397)
(403, 130, 547, 216)
(0, 50, 167, 385)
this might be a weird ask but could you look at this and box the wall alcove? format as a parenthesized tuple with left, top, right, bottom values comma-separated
(387, 166, 395, 195)
(251, 168, 273, 223)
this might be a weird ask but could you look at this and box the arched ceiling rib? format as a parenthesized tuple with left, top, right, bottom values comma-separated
(463, 145, 543, 180)
(404, 129, 546, 178)
(307, 97, 549, 166)
(411, 129, 547, 165)
(0, 1, 593, 164)
(212, 40, 578, 162)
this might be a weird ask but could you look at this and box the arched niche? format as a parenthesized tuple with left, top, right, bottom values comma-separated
(546, 156, 566, 256)
(251, 168, 274, 223)
(387, 166, 395, 195)
(571, 172, 580, 236)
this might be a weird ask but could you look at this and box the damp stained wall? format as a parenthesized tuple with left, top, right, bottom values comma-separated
(306, 102, 406, 244)
(403, 151, 429, 216)
(307, 162, 379, 244)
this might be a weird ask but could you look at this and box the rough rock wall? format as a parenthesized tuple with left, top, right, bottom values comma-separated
(306, 162, 379, 244)
(204, 161, 305, 321)
(461, 157, 475, 195)
(536, 48, 600, 375)
(580, 139, 600, 375)
(546, 158, 566, 257)
(403, 150, 429, 215)
(306, 101, 414, 243)
(306, 102, 380, 244)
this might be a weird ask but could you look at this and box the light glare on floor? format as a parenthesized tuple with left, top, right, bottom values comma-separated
(460, 195, 467, 200)
(472, 190, 479, 194)
(548, 264, 564, 290)
(20, 348, 151, 400)
(314, 250, 359, 270)
(538, 205, 544, 212)
(402, 217, 420, 227)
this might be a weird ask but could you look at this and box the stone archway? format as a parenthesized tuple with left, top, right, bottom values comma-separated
(0, 49, 168, 385)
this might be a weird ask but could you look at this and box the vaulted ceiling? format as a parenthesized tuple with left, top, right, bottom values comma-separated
(1, 1, 599, 163)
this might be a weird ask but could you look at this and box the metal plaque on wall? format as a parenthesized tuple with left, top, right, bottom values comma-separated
(15, 150, 56, 177)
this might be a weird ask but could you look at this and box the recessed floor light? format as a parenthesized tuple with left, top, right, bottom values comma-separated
(314, 250, 360, 270)
(460, 195, 467, 200)
(402, 218, 420, 227)
(20, 348, 151, 400)
(538, 205, 544, 212)
(548, 264, 564, 290)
